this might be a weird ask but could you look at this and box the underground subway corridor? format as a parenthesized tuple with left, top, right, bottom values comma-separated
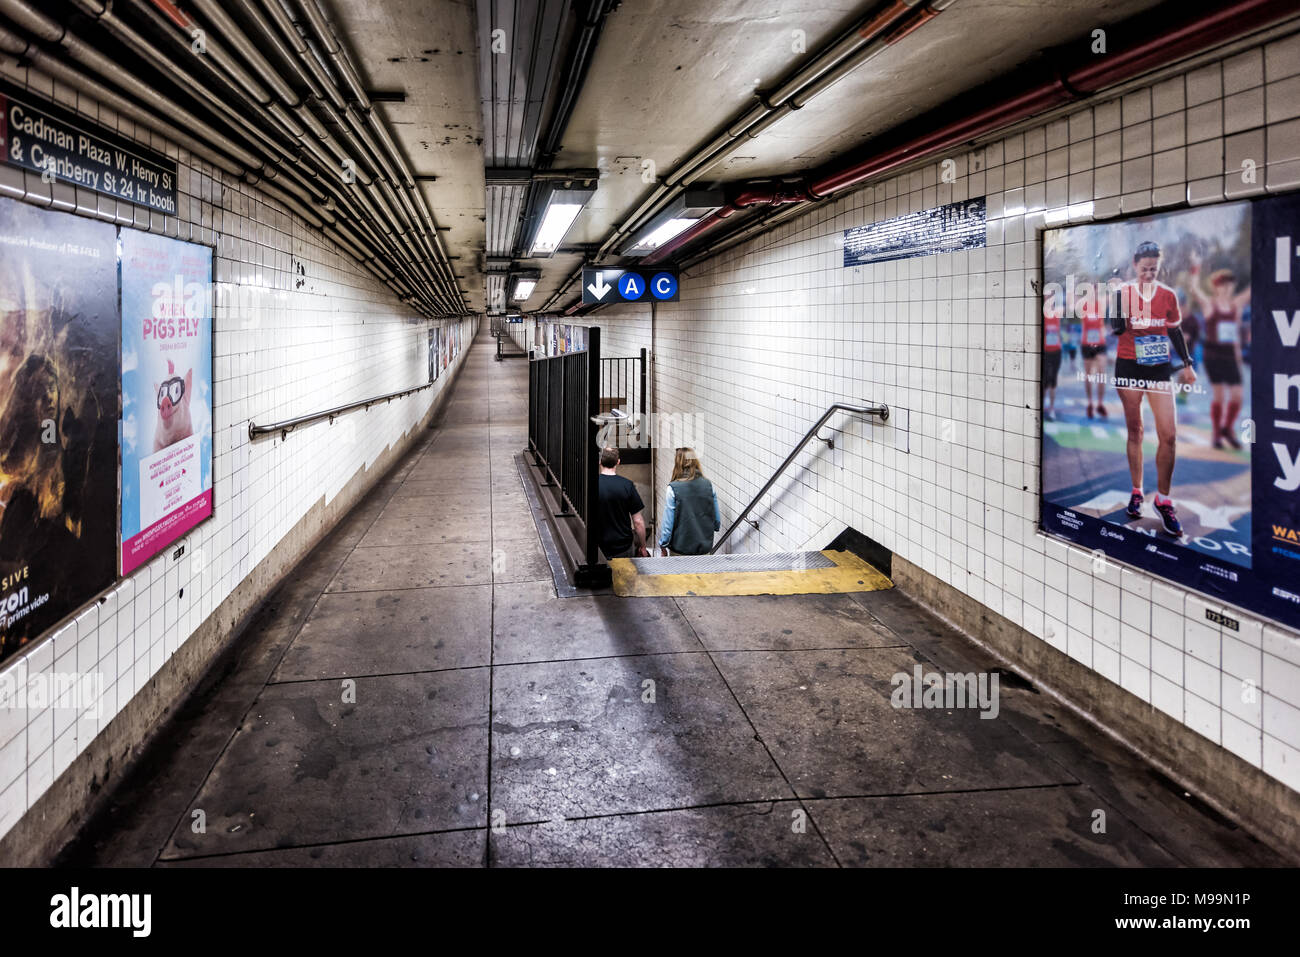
(0, 0, 1297, 935)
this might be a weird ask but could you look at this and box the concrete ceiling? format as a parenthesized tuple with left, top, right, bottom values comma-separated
(326, 0, 1175, 313)
(529, 0, 1167, 309)
(324, 0, 486, 309)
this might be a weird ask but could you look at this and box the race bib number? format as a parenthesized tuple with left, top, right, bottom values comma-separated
(1045, 330, 1060, 347)
(1134, 335, 1170, 366)
(1217, 320, 1239, 344)
(1085, 328, 1102, 345)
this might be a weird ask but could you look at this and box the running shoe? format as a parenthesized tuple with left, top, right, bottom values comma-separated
(1213, 428, 1224, 450)
(1155, 500, 1182, 536)
(1126, 491, 1144, 520)
(1086, 404, 1095, 419)
(1097, 404, 1108, 418)
(1224, 429, 1243, 451)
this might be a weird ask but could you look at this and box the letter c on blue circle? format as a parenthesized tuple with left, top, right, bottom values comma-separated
(651, 272, 677, 300)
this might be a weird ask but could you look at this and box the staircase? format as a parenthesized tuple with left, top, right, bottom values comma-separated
(609, 549, 891, 597)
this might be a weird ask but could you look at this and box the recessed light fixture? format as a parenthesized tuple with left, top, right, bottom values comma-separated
(511, 270, 540, 302)
(619, 189, 725, 257)
(527, 182, 597, 258)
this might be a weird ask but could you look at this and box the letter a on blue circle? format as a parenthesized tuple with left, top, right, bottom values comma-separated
(651, 272, 677, 300)
(618, 273, 644, 300)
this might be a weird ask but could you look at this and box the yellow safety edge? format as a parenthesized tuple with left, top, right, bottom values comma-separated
(609, 549, 893, 598)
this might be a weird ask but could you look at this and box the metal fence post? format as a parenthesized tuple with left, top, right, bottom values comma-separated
(577, 327, 605, 585)
(639, 347, 647, 420)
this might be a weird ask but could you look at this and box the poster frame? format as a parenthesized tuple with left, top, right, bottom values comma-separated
(1035, 191, 1300, 632)
(117, 226, 217, 577)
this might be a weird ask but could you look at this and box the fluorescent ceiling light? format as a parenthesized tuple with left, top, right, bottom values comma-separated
(512, 277, 538, 301)
(526, 180, 597, 258)
(636, 218, 696, 251)
(619, 189, 725, 257)
(529, 203, 584, 256)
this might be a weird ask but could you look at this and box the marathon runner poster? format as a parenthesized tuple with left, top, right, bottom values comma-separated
(120, 228, 213, 575)
(0, 197, 119, 665)
(1040, 193, 1300, 630)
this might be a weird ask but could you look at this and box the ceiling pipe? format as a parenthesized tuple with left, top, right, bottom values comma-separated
(536, 0, 617, 167)
(642, 0, 1300, 267)
(0, 22, 246, 176)
(259, 0, 342, 109)
(0, 0, 267, 170)
(210, 0, 463, 310)
(592, 0, 932, 266)
(542, 0, 943, 313)
(41, 0, 458, 313)
(73, 0, 309, 169)
(513, 0, 617, 262)
(288, 0, 464, 300)
(189, 0, 300, 105)
(132, 0, 271, 106)
(128, 0, 462, 313)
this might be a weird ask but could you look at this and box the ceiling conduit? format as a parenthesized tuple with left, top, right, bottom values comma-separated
(589, 0, 938, 268)
(0, 0, 467, 315)
(544, 0, 945, 314)
(639, 0, 1300, 270)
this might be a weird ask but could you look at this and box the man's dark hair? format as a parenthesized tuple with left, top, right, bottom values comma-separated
(1133, 240, 1161, 262)
(600, 447, 620, 469)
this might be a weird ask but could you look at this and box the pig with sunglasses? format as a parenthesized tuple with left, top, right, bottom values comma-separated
(153, 357, 194, 452)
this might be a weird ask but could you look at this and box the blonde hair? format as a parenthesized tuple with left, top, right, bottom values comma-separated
(671, 447, 704, 482)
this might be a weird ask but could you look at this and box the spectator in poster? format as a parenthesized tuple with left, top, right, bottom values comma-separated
(1111, 240, 1197, 536)
(1187, 252, 1251, 450)
(1071, 283, 1109, 419)
(1042, 288, 1064, 421)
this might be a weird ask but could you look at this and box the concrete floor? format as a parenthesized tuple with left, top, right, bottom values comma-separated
(59, 330, 1289, 867)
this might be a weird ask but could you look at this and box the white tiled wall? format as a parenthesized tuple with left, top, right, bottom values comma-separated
(636, 34, 1300, 792)
(0, 61, 477, 844)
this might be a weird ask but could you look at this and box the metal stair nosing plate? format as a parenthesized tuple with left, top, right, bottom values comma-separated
(628, 551, 836, 575)
(610, 549, 892, 598)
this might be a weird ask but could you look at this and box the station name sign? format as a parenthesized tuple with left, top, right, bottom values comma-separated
(843, 197, 986, 267)
(0, 80, 178, 215)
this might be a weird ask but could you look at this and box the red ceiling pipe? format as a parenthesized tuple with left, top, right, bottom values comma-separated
(147, 0, 194, 30)
(643, 181, 812, 264)
(646, 0, 1299, 265)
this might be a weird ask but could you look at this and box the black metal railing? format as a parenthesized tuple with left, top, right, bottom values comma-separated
(528, 327, 603, 582)
(496, 334, 527, 360)
(711, 401, 890, 554)
(597, 348, 648, 453)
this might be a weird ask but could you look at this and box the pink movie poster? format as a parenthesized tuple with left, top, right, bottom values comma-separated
(120, 228, 213, 575)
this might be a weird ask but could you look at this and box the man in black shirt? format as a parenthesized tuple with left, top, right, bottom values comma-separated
(596, 447, 646, 559)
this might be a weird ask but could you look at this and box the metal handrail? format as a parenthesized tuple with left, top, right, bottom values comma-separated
(709, 401, 889, 554)
(248, 382, 433, 441)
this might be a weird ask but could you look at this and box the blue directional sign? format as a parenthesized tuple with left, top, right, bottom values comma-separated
(617, 272, 643, 300)
(650, 272, 677, 300)
(581, 266, 680, 305)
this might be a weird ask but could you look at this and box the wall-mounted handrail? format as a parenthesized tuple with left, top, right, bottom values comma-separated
(248, 382, 433, 441)
(710, 401, 889, 554)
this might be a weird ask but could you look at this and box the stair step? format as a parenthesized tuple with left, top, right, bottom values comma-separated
(610, 549, 892, 598)
(629, 551, 835, 575)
